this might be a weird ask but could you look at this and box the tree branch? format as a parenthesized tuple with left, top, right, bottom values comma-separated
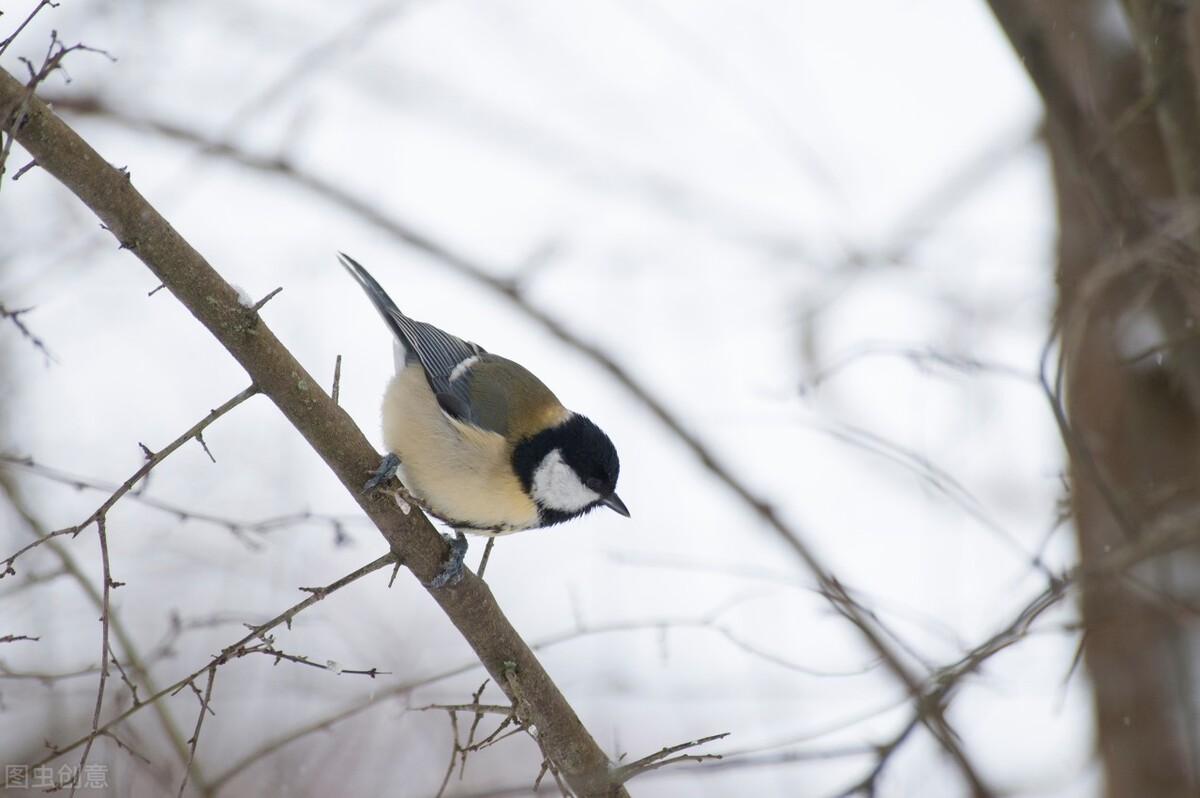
(0, 67, 627, 798)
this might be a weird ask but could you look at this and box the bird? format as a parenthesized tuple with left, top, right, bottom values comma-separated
(338, 253, 629, 587)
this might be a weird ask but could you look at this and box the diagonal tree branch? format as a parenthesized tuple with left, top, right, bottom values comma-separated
(0, 67, 628, 798)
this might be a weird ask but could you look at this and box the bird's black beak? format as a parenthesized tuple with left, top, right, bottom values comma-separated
(601, 492, 630, 518)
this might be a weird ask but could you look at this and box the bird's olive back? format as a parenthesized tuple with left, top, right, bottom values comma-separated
(462, 355, 565, 440)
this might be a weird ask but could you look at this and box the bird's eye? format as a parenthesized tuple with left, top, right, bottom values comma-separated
(585, 477, 602, 492)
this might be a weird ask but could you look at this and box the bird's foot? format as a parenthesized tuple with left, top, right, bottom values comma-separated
(361, 453, 401, 494)
(430, 530, 468, 588)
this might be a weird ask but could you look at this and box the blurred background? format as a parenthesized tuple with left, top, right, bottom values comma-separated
(0, 1, 1100, 796)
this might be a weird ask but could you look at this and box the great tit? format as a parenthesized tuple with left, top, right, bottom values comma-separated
(339, 254, 630, 587)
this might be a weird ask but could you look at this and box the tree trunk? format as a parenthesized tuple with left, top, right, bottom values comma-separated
(989, 2, 1200, 795)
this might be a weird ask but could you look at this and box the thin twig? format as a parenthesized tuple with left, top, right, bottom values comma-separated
(222, 641, 386, 678)
(0, 472, 203, 789)
(27, 551, 399, 769)
(3, 454, 362, 547)
(331, 354, 343, 405)
(0, 384, 260, 575)
(248, 286, 283, 314)
(1, 31, 112, 192)
(71, 514, 113, 797)
(176, 665, 217, 798)
(434, 709, 461, 798)
(0, 303, 55, 362)
(477, 537, 496, 580)
(0, 0, 60, 57)
(613, 731, 730, 783)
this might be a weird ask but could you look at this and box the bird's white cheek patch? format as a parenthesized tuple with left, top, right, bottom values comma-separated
(531, 449, 600, 512)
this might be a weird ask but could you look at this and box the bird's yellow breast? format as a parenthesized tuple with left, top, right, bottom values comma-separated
(381, 366, 540, 532)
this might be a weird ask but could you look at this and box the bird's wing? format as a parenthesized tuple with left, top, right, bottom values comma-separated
(339, 254, 566, 437)
(391, 313, 486, 398)
(439, 354, 566, 439)
(339, 252, 486, 398)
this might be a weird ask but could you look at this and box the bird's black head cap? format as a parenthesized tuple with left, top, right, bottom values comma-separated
(512, 414, 621, 527)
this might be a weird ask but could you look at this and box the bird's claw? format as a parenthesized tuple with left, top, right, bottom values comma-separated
(361, 453, 401, 494)
(430, 530, 468, 588)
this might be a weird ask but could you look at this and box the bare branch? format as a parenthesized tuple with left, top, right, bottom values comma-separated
(0, 1, 60, 58)
(3, 455, 361, 546)
(217, 640, 386, 679)
(72, 514, 113, 798)
(331, 354, 342, 405)
(477, 537, 496, 580)
(612, 732, 729, 784)
(0, 30, 113, 190)
(26, 551, 398, 770)
(0, 303, 55, 361)
(0, 384, 260, 575)
(176, 666, 217, 798)
(0, 472, 204, 787)
(246, 285, 283, 315)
